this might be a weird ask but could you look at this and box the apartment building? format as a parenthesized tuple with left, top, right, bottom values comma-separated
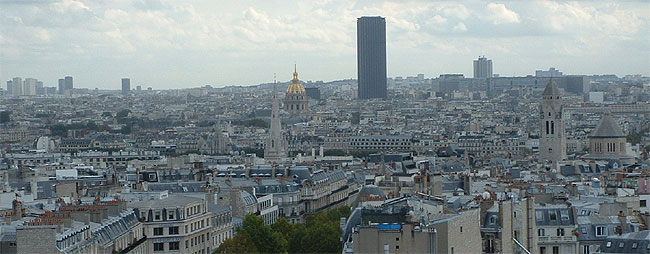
(130, 194, 216, 254)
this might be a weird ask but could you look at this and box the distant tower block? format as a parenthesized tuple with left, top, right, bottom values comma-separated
(539, 78, 566, 163)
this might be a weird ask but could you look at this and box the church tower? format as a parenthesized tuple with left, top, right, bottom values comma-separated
(539, 78, 566, 163)
(284, 65, 309, 116)
(265, 77, 287, 161)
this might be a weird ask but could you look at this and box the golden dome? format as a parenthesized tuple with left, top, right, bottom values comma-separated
(286, 64, 306, 94)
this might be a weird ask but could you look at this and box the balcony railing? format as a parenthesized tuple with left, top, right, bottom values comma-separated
(120, 236, 147, 254)
(538, 236, 575, 243)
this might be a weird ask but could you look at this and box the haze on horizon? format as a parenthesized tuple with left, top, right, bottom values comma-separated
(1, 0, 648, 90)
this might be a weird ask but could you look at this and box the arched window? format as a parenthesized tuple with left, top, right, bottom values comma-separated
(546, 121, 549, 135)
(551, 121, 554, 134)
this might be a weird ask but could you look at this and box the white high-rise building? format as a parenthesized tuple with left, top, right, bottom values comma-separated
(23, 78, 37, 96)
(539, 79, 566, 163)
(264, 78, 287, 162)
(473, 56, 493, 78)
(11, 77, 22, 96)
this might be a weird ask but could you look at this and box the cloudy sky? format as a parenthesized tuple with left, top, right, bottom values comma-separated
(1, 0, 648, 89)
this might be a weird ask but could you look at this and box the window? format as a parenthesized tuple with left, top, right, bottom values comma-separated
(596, 226, 607, 237)
(619, 242, 624, 248)
(557, 228, 565, 236)
(581, 227, 587, 234)
(185, 240, 189, 249)
(396, 237, 399, 241)
(153, 227, 164, 236)
(168, 210, 176, 220)
(460, 226, 463, 232)
(583, 245, 590, 254)
(540, 247, 546, 254)
(605, 241, 612, 247)
(546, 121, 549, 134)
(154, 243, 164, 251)
(538, 228, 545, 236)
(536, 211, 544, 222)
(641, 200, 647, 207)
(552, 246, 559, 254)
(632, 242, 638, 249)
(549, 212, 557, 221)
(169, 226, 179, 235)
(169, 241, 180, 250)
(154, 211, 161, 221)
(560, 210, 569, 221)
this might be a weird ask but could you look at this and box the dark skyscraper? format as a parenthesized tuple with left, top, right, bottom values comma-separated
(64, 76, 73, 95)
(122, 78, 130, 95)
(58, 79, 64, 94)
(64, 76, 73, 90)
(357, 16, 387, 99)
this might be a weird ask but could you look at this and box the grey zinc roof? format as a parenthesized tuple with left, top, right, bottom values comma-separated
(542, 79, 562, 96)
(535, 206, 576, 226)
(240, 190, 257, 206)
(590, 113, 625, 138)
(599, 230, 650, 254)
(577, 216, 622, 242)
(147, 181, 207, 193)
(129, 194, 203, 209)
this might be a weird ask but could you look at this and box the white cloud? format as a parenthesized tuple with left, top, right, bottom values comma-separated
(0, 0, 647, 89)
(485, 3, 520, 24)
(453, 22, 467, 32)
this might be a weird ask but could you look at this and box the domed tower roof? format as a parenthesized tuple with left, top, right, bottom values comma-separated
(591, 113, 625, 138)
(286, 64, 306, 94)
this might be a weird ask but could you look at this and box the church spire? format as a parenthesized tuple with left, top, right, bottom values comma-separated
(265, 73, 286, 161)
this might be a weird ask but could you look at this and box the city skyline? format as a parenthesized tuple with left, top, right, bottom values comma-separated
(1, 0, 649, 89)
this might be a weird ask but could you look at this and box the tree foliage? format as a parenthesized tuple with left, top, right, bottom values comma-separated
(244, 118, 269, 128)
(324, 149, 347, 156)
(0, 111, 10, 123)
(243, 148, 264, 158)
(215, 206, 351, 254)
(116, 109, 131, 118)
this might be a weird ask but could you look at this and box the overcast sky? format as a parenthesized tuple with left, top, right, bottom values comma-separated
(1, 0, 648, 89)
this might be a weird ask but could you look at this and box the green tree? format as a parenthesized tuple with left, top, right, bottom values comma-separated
(271, 217, 294, 240)
(324, 149, 347, 156)
(240, 214, 288, 253)
(0, 111, 10, 123)
(288, 223, 307, 253)
(86, 121, 98, 131)
(116, 109, 131, 118)
(119, 125, 132, 134)
(244, 118, 269, 128)
(243, 148, 264, 158)
(214, 232, 257, 253)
